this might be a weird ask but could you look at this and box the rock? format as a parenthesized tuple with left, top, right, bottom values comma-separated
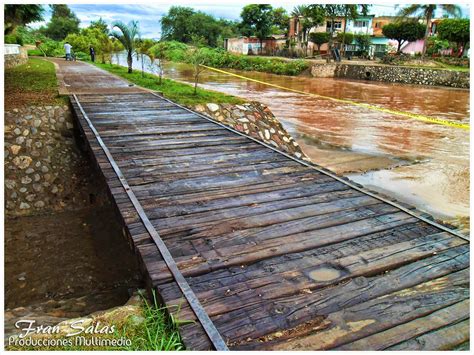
(13, 156, 32, 169)
(25, 168, 34, 174)
(41, 166, 49, 173)
(33, 119, 42, 127)
(21, 176, 32, 184)
(19, 202, 30, 209)
(16, 136, 25, 145)
(264, 129, 271, 140)
(10, 145, 21, 155)
(206, 103, 220, 112)
(34, 201, 45, 208)
(5, 179, 16, 190)
(22, 129, 29, 136)
(13, 128, 21, 135)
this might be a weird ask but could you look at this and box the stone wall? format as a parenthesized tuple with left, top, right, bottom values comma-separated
(311, 63, 470, 88)
(310, 63, 337, 78)
(193, 102, 309, 161)
(4, 47, 28, 69)
(4, 104, 92, 216)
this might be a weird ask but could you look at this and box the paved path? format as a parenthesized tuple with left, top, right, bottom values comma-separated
(53, 59, 470, 350)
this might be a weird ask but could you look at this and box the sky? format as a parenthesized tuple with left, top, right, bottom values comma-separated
(29, 1, 471, 39)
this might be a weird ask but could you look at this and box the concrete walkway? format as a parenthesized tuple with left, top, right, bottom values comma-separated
(46, 58, 145, 95)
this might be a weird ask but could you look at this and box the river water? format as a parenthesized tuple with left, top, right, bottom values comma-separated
(112, 55, 470, 229)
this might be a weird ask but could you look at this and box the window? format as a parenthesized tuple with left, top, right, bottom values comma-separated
(375, 22, 382, 28)
(354, 20, 368, 28)
(326, 21, 342, 32)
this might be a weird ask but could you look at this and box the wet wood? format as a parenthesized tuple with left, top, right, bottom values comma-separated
(71, 92, 470, 351)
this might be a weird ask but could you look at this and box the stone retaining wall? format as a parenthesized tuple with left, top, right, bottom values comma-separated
(4, 104, 92, 216)
(193, 102, 310, 161)
(311, 63, 470, 88)
(4, 47, 28, 69)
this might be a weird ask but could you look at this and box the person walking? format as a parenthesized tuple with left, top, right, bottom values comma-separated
(89, 46, 95, 62)
(64, 42, 72, 61)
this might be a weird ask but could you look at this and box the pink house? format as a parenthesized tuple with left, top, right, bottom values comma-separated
(401, 39, 425, 55)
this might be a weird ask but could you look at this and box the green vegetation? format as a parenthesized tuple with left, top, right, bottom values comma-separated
(398, 4, 461, 56)
(4, 58, 67, 107)
(42, 5, 80, 41)
(161, 6, 240, 48)
(112, 21, 140, 73)
(239, 4, 274, 54)
(309, 32, 330, 55)
(382, 21, 426, 53)
(7, 293, 184, 351)
(437, 18, 470, 57)
(93, 62, 244, 106)
(4, 4, 44, 35)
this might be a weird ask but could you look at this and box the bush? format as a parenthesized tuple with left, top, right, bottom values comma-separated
(38, 39, 64, 57)
(4, 33, 23, 45)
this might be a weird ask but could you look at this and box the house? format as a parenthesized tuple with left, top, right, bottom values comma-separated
(345, 15, 375, 35)
(224, 36, 286, 56)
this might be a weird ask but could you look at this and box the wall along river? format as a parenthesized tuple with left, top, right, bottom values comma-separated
(113, 55, 470, 229)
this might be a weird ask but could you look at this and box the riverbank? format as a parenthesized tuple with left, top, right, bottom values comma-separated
(311, 62, 470, 88)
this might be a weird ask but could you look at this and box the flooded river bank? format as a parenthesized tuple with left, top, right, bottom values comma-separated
(113, 56, 470, 228)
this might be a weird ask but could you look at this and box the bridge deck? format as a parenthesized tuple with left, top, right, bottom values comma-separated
(70, 92, 469, 350)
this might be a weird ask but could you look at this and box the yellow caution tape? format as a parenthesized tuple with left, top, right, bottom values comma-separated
(201, 65, 470, 131)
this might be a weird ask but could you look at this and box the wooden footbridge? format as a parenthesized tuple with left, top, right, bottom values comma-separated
(61, 60, 469, 350)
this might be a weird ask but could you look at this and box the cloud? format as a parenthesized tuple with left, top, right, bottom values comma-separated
(27, 2, 471, 40)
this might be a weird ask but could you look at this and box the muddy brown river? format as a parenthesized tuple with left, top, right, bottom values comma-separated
(115, 56, 470, 229)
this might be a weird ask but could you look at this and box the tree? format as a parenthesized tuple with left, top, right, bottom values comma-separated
(291, 5, 325, 57)
(112, 21, 140, 73)
(339, 5, 371, 56)
(437, 18, 470, 57)
(136, 38, 155, 77)
(272, 7, 289, 35)
(312, 4, 346, 56)
(89, 18, 109, 34)
(239, 4, 274, 55)
(309, 32, 330, 55)
(382, 21, 426, 53)
(43, 5, 80, 41)
(188, 36, 209, 95)
(354, 34, 372, 57)
(4, 5, 44, 35)
(160, 6, 237, 47)
(398, 4, 461, 56)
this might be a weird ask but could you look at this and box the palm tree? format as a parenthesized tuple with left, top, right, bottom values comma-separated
(111, 20, 140, 73)
(398, 4, 461, 56)
(291, 5, 309, 54)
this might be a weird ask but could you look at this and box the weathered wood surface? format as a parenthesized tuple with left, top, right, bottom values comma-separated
(70, 92, 470, 351)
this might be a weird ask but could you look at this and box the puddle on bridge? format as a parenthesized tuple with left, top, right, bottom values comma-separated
(115, 56, 469, 229)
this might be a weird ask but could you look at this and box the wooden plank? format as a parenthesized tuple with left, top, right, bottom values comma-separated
(250, 268, 469, 350)
(337, 299, 469, 350)
(387, 319, 470, 350)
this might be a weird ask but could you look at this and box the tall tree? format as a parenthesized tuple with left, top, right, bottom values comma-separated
(4, 4, 44, 35)
(89, 18, 109, 34)
(272, 7, 289, 35)
(112, 20, 140, 73)
(160, 6, 236, 47)
(292, 5, 325, 56)
(43, 5, 80, 40)
(437, 18, 470, 57)
(398, 4, 461, 56)
(239, 4, 274, 55)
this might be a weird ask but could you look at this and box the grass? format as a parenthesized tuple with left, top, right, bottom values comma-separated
(6, 291, 185, 351)
(4, 57, 67, 108)
(92, 62, 245, 106)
